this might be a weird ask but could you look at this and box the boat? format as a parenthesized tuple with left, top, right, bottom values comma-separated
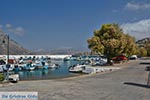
(89, 56, 107, 66)
(0, 65, 4, 73)
(63, 56, 71, 61)
(3, 64, 14, 72)
(69, 64, 86, 73)
(48, 63, 59, 69)
(23, 63, 35, 71)
(8, 72, 19, 83)
(13, 65, 22, 72)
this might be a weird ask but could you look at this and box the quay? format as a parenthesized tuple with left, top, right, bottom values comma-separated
(0, 58, 150, 100)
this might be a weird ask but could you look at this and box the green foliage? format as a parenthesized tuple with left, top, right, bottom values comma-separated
(0, 73, 4, 82)
(87, 36, 104, 54)
(136, 39, 150, 57)
(145, 42, 150, 56)
(138, 47, 147, 57)
(87, 23, 138, 63)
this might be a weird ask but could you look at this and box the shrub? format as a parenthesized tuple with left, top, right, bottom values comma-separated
(0, 73, 4, 82)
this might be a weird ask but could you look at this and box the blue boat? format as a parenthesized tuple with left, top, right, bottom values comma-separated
(23, 63, 36, 71)
(33, 60, 49, 70)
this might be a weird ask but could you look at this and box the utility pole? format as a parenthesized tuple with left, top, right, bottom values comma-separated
(3, 34, 10, 82)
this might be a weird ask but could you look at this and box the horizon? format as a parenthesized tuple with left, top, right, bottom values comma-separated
(0, 0, 150, 50)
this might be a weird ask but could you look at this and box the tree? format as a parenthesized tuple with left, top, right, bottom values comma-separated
(87, 23, 138, 63)
(121, 34, 138, 56)
(145, 41, 150, 56)
(138, 47, 147, 57)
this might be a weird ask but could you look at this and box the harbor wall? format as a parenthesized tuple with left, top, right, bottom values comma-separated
(0, 55, 71, 59)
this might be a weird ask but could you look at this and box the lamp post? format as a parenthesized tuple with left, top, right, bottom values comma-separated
(3, 34, 10, 82)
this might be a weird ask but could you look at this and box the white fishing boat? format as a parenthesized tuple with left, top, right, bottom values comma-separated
(33, 60, 49, 69)
(3, 64, 14, 71)
(0, 65, 4, 72)
(48, 63, 59, 69)
(69, 64, 86, 73)
(9, 73, 19, 83)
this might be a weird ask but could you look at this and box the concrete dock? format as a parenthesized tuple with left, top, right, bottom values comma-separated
(0, 58, 150, 100)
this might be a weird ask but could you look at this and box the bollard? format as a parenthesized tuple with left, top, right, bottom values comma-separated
(145, 66, 150, 86)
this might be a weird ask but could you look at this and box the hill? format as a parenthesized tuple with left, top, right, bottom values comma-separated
(136, 37, 150, 47)
(0, 30, 30, 55)
(34, 48, 88, 55)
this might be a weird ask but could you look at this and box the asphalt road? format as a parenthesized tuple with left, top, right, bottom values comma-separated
(0, 58, 150, 100)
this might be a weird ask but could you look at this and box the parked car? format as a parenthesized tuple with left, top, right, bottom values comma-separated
(129, 55, 137, 60)
(112, 55, 128, 62)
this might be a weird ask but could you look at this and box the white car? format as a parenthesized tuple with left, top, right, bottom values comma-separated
(129, 55, 137, 60)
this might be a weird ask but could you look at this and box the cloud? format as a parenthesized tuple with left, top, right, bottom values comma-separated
(14, 27, 25, 36)
(125, 2, 150, 10)
(121, 19, 150, 40)
(6, 24, 12, 28)
(5, 24, 25, 36)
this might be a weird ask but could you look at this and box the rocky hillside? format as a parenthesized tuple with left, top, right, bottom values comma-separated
(136, 37, 150, 47)
(0, 30, 30, 55)
(34, 48, 87, 55)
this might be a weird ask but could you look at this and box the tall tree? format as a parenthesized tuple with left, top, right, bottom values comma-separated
(87, 23, 137, 63)
(145, 41, 150, 56)
(138, 47, 147, 57)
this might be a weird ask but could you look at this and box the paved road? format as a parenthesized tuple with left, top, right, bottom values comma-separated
(0, 59, 150, 100)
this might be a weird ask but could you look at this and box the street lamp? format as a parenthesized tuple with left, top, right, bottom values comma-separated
(2, 34, 10, 82)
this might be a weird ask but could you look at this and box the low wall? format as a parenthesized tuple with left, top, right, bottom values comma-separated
(0, 55, 71, 59)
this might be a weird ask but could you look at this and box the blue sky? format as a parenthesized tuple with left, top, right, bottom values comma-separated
(0, 0, 150, 51)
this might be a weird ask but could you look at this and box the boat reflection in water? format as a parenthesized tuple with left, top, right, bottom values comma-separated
(17, 60, 80, 81)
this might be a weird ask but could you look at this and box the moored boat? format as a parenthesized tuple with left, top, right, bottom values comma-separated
(48, 63, 59, 69)
(69, 64, 86, 73)
(8, 72, 19, 83)
(23, 63, 36, 71)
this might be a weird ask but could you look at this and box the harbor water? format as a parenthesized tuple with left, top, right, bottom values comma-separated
(16, 60, 81, 81)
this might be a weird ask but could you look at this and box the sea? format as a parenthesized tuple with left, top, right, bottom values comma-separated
(16, 60, 82, 81)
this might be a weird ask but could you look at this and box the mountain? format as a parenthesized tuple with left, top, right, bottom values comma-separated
(0, 30, 88, 55)
(136, 37, 150, 47)
(49, 48, 84, 55)
(0, 30, 30, 55)
(34, 47, 89, 55)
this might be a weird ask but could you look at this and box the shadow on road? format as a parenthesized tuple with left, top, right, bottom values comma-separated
(124, 82, 150, 88)
(140, 62, 150, 65)
(140, 58, 150, 60)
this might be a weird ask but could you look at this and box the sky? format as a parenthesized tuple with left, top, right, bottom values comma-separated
(0, 0, 150, 51)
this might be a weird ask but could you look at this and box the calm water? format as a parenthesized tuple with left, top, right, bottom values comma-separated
(17, 60, 82, 81)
